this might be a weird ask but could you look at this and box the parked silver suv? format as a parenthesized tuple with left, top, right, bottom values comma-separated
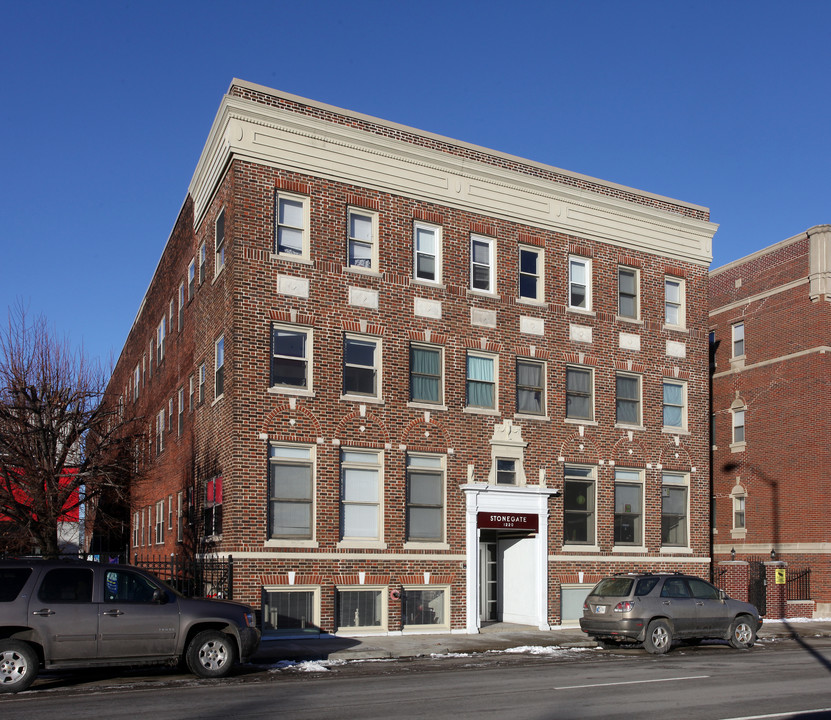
(579, 572, 761, 654)
(0, 559, 260, 693)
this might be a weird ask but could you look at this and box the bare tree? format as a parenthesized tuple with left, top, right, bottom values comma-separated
(0, 302, 141, 557)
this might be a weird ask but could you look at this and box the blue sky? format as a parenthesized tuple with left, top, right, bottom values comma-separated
(2, 0, 829, 368)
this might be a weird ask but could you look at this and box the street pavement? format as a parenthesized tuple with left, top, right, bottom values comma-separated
(252, 618, 831, 664)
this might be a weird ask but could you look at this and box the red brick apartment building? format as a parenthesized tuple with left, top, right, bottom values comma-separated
(710, 225, 831, 618)
(106, 79, 718, 635)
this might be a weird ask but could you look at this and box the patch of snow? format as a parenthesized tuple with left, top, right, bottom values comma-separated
(429, 652, 472, 658)
(499, 645, 596, 656)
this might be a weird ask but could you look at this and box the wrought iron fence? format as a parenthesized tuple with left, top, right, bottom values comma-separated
(134, 553, 234, 600)
(785, 568, 811, 601)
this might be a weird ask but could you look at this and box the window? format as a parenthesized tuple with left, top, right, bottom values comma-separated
(149, 339, 154, 378)
(204, 476, 223, 537)
(568, 256, 591, 310)
(664, 277, 685, 328)
(733, 494, 746, 530)
(466, 352, 496, 409)
(337, 588, 385, 630)
(347, 208, 377, 271)
(618, 267, 639, 319)
(157, 316, 166, 365)
(518, 246, 543, 302)
(470, 234, 495, 293)
(133, 511, 139, 547)
(516, 358, 545, 415)
(614, 469, 643, 546)
(198, 243, 207, 284)
(103, 568, 158, 604)
(168, 397, 174, 432)
(661, 473, 688, 547)
(215, 208, 226, 274)
(168, 494, 173, 530)
(176, 491, 184, 543)
(409, 344, 442, 405)
(188, 259, 196, 299)
(662, 380, 686, 430)
(732, 408, 746, 444)
(140, 507, 146, 546)
(269, 444, 314, 539)
(406, 454, 444, 544)
(495, 458, 516, 485)
(275, 193, 308, 259)
(215, 336, 225, 398)
(615, 373, 641, 426)
(177, 387, 185, 436)
(343, 335, 380, 398)
(263, 588, 319, 634)
(566, 366, 593, 421)
(732, 322, 745, 358)
(156, 409, 164, 455)
(133, 365, 140, 402)
(413, 222, 440, 282)
(169, 299, 174, 335)
(155, 500, 165, 544)
(340, 449, 382, 540)
(178, 282, 185, 330)
(563, 465, 595, 545)
(198, 363, 206, 404)
(38, 568, 93, 604)
(403, 587, 448, 627)
(188, 374, 195, 411)
(271, 325, 311, 390)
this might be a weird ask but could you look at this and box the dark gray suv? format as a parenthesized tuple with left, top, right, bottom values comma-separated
(579, 572, 762, 654)
(0, 559, 260, 693)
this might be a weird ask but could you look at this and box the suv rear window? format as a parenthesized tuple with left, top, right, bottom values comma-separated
(591, 578, 633, 597)
(0, 568, 32, 601)
(635, 577, 660, 596)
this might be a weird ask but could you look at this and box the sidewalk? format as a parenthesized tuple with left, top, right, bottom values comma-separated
(252, 619, 831, 664)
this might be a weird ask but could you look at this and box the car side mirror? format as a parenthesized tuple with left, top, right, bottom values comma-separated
(718, 589, 727, 602)
(152, 588, 168, 604)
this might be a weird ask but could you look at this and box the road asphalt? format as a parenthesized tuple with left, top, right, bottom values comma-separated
(251, 618, 831, 664)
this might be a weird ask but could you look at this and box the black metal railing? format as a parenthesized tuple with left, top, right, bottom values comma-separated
(785, 568, 811, 601)
(134, 553, 234, 600)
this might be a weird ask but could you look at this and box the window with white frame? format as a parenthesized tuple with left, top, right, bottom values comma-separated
(167, 494, 173, 531)
(157, 316, 166, 365)
(133, 365, 140, 402)
(343, 335, 381, 398)
(155, 500, 165, 544)
(518, 245, 543, 302)
(169, 299, 174, 335)
(198, 243, 207, 285)
(336, 587, 385, 630)
(214, 336, 224, 399)
(133, 511, 140, 548)
(732, 322, 745, 358)
(263, 587, 320, 634)
(614, 469, 643, 546)
(568, 256, 591, 310)
(275, 193, 309, 259)
(470, 234, 495, 293)
(347, 208, 377, 271)
(156, 409, 164, 455)
(188, 259, 195, 300)
(188, 374, 194, 411)
(733, 492, 746, 531)
(409, 344, 442, 405)
(168, 397, 174, 432)
(566, 366, 593, 421)
(495, 458, 517, 485)
(215, 208, 226, 274)
(178, 282, 185, 330)
(661, 473, 688, 547)
(466, 352, 497, 410)
(563, 465, 596, 545)
(149, 339, 154, 378)
(177, 387, 184, 436)
(269, 444, 314, 539)
(198, 363, 206, 404)
(662, 379, 687, 430)
(732, 408, 746, 444)
(406, 453, 444, 542)
(271, 325, 311, 390)
(618, 266, 639, 319)
(615, 373, 641, 426)
(664, 276, 685, 328)
(340, 449, 382, 541)
(403, 587, 448, 628)
(203, 476, 222, 537)
(139, 509, 145, 546)
(516, 358, 545, 415)
(413, 221, 440, 282)
(176, 491, 184, 543)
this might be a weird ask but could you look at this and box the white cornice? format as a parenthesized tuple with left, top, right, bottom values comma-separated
(189, 90, 716, 266)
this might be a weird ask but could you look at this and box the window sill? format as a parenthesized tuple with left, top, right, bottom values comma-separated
(270, 253, 313, 265)
(268, 386, 315, 398)
(662, 427, 690, 435)
(729, 356, 746, 370)
(516, 297, 548, 309)
(567, 307, 595, 317)
(561, 544, 599, 552)
(410, 278, 445, 290)
(211, 394, 224, 407)
(660, 546, 692, 554)
(513, 412, 549, 421)
(564, 417, 597, 426)
(463, 407, 500, 416)
(264, 539, 319, 549)
(662, 324, 688, 334)
(337, 540, 388, 550)
(403, 541, 450, 551)
(616, 316, 643, 325)
(344, 266, 382, 278)
(340, 393, 384, 405)
(407, 401, 447, 411)
(614, 423, 644, 431)
(612, 545, 646, 553)
(730, 441, 747, 453)
(466, 289, 500, 301)
(730, 529, 747, 539)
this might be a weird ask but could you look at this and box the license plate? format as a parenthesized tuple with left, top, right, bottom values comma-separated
(594, 605, 606, 614)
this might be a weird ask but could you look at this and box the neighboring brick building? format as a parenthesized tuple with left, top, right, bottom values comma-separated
(106, 79, 717, 635)
(710, 225, 831, 617)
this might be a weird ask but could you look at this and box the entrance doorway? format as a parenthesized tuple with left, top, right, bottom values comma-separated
(478, 530, 538, 625)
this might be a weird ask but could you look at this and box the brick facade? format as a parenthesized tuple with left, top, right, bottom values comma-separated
(710, 225, 831, 616)
(106, 80, 717, 635)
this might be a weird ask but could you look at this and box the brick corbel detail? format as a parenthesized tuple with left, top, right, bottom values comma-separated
(346, 193, 381, 211)
(414, 208, 444, 225)
(470, 221, 497, 237)
(518, 232, 544, 247)
(399, 574, 454, 585)
(275, 178, 311, 195)
(334, 575, 391, 586)
(259, 574, 324, 586)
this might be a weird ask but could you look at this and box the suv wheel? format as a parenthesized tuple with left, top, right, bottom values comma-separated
(729, 615, 756, 649)
(643, 619, 672, 654)
(186, 630, 237, 678)
(0, 640, 38, 694)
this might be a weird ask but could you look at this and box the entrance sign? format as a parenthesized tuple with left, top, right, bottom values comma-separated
(477, 512, 538, 531)
(775, 568, 786, 585)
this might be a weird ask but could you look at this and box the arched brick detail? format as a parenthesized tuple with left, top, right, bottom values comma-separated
(399, 416, 451, 451)
(334, 410, 390, 447)
(559, 432, 600, 465)
(658, 440, 693, 470)
(260, 402, 323, 441)
(611, 434, 649, 467)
